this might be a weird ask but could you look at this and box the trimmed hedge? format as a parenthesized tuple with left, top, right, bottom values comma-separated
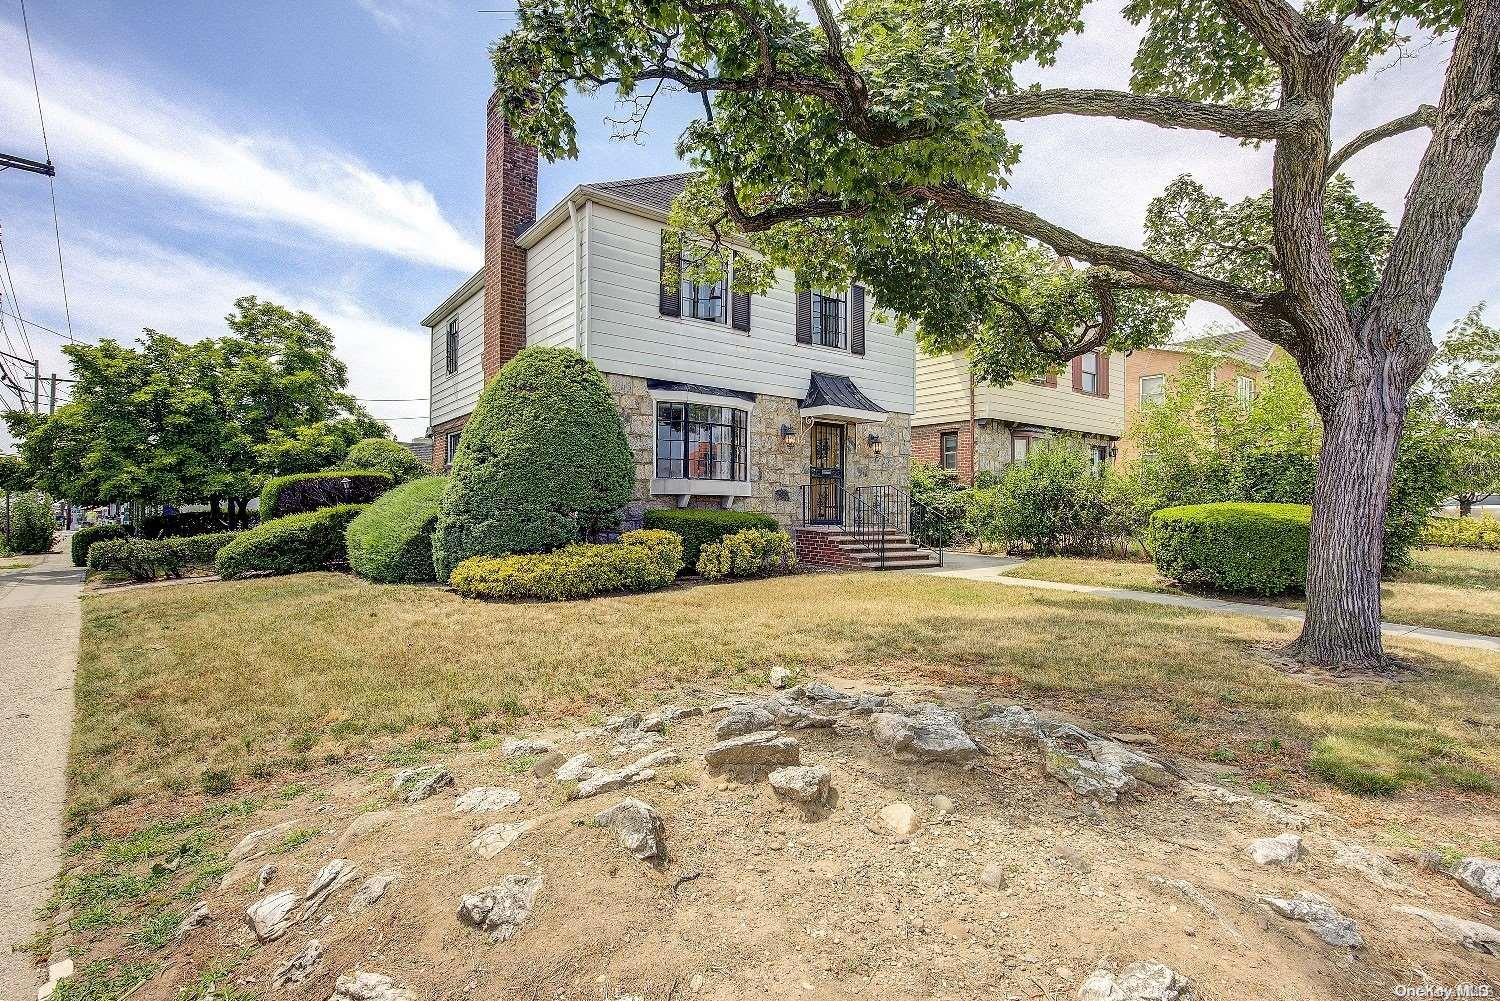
(71, 523, 129, 566)
(1147, 502, 1311, 595)
(449, 529, 683, 601)
(8, 493, 55, 555)
(642, 508, 778, 572)
(215, 504, 366, 580)
(344, 438, 429, 484)
(697, 528, 798, 579)
(259, 470, 393, 520)
(346, 476, 447, 584)
(1422, 515, 1500, 550)
(432, 347, 636, 580)
(87, 532, 240, 582)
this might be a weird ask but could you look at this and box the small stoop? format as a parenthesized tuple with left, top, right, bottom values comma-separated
(792, 527, 942, 571)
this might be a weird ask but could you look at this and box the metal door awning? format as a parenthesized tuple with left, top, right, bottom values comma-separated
(799, 372, 887, 422)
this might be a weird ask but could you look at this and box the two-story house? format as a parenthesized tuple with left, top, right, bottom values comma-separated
(913, 349, 1126, 483)
(423, 94, 934, 567)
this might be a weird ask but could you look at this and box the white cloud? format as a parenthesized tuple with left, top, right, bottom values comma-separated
(355, 0, 449, 35)
(0, 20, 479, 273)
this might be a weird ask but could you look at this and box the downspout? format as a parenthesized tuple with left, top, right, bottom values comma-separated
(568, 200, 582, 352)
(967, 365, 978, 485)
(580, 199, 593, 357)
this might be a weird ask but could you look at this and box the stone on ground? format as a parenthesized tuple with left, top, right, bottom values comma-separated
(715, 705, 776, 739)
(1246, 833, 1302, 866)
(1044, 746, 1138, 802)
(469, 821, 536, 859)
(596, 797, 666, 861)
(788, 682, 889, 715)
(348, 872, 399, 913)
(869, 705, 979, 762)
(174, 901, 210, 941)
(501, 737, 554, 758)
(639, 705, 703, 732)
(272, 939, 324, 989)
(454, 787, 522, 814)
(391, 764, 453, 803)
(1454, 857, 1500, 905)
(978, 863, 1008, 889)
(228, 821, 299, 863)
(257, 865, 278, 891)
(245, 889, 300, 943)
(554, 753, 597, 783)
(769, 666, 792, 688)
(1394, 905, 1500, 955)
(573, 749, 680, 799)
(1084, 738, 1175, 787)
(1259, 891, 1364, 948)
(769, 765, 832, 806)
(877, 801, 921, 839)
(300, 858, 359, 917)
(332, 971, 413, 1001)
(703, 731, 800, 771)
(458, 875, 543, 942)
(1329, 841, 1404, 888)
(1077, 961, 1194, 1001)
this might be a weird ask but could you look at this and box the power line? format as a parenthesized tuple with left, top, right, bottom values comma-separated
(0, 229, 36, 360)
(19, 0, 76, 342)
(0, 302, 73, 344)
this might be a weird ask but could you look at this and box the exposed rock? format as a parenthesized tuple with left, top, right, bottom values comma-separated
(332, 971, 412, 1001)
(1247, 833, 1303, 866)
(765, 697, 836, 730)
(715, 705, 777, 739)
(980, 705, 1171, 800)
(1181, 781, 1250, 806)
(975, 706, 1047, 741)
(930, 794, 955, 814)
(391, 764, 453, 803)
(1147, 877, 1245, 945)
(1394, 905, 1500, 955)
(348, 872, 399, 913)
(597, 798, 666, 861)
(573, 749, 680, 799)
(769, 666, 792, 688)
(272, 939, 324, 989)
(604, 713, 643, 732)
(639, 705, 703, 732)
(1077, 961, 1194, 1001)
(336, 810, 394, 851)
(501, 737, 554, 758)
(978, 863, 1008, 889)
(610, 729, 666, 754)
(228, 821, 299, 863)
(703, 730, 801, 771)
(1329, 841, 1404, 888)
(1249, 798, 1313, 830)
(175, 901, 210, 941)
(769, 765, 832, 805)
(258, 865, 278, 891)
(245, 889, 300, 943)
(1259, 891, 1363, 948)
(870, 705, 979, 762)
(877, 802, 921, 838)
(554, 753, 598, 783)
(1454, 857, 1500, 906)
(1084, 738, 1176, 787)
(458, 875, 543, 942)
(1044, 746, 1138, 802)
(469, 820, 536, 859)
(787, 682, 889, 715)
(299, 859, 359, 918)
(453, 787, 521, 814)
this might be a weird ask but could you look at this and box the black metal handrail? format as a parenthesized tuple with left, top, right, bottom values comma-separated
(795, 483, 948, 569)
(855, 484, 946, 568)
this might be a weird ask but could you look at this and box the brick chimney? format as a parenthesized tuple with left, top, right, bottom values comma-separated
(481, 90, 538, 378)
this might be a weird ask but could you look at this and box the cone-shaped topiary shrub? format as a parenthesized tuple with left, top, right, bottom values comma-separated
(344, 438, 429, 484)
(432, 347, 635, 581)
(346, 476, 447, 583)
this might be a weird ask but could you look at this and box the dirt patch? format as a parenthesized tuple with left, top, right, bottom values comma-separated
(50, 678, 1500, 1001)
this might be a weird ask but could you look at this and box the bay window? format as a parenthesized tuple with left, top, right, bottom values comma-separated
(655, 402, 748, 481)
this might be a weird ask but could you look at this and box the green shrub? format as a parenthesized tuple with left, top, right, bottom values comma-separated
(433, 347, 636, 580)
(345, 476, 447, 584)
(616, 528, 685, 572)
(259, 470, 393, 519)
(87, 532, 240, 582)
(344, 438, 428, 484)
(696, 528, 797, 579)
(642, 508, 777, 571)
(8, 493, 55, 554)
(1422, 514, 1500, 549)
(449, 529, 682, 601)
(909, 464, 970, 548)
(71, 523, 129, 566)
(981, 437, 1147, 557)
(215, 504, 366, 580)
(1147, 502, 1311, 595)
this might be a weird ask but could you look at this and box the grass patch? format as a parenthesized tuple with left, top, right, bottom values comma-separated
(52, 961, 156, 1001)
(73, 571, 1500, 807)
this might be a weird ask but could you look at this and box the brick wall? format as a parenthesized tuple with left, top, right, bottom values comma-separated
(792, 529, 864, 570)
(429, 416, 469, 473)
(482, 91, 537, 380)
(911, 422, 974, 484)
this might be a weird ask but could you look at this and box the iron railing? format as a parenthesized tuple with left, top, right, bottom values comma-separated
(795, 483, 948, 569)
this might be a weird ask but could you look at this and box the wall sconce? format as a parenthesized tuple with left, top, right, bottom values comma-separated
(866, 433, 883, 456)
(779, 423, 796, 449)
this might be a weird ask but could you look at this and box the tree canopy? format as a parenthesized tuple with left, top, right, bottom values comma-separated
(1421, 304, 1500, 513)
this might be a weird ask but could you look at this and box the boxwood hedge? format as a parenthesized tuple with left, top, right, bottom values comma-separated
(215, 504, 366, 580)
(259, 470, 393, 520)
(71, 523, 130, 566)
(642, 508, 778, 572)
(344, 438, 429, 484)
(697, 528, 798, 579)
(346, 476, 447, 583)
(1147, 501, 1311, 595)
(87, 532, 241, 582)
(449, 529, 683, 601)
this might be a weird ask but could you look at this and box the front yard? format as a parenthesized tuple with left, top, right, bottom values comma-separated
(73, 569, 1500, 821)
(1003, 546, 1500, 637)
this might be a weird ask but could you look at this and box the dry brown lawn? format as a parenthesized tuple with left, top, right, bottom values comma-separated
(73, 569, 1500, 820)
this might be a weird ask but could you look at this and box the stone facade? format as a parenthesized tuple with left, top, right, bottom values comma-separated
(609, 373, 910, 529)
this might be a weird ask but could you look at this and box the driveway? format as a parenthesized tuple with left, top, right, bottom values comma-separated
(0, 544, 84, 1001)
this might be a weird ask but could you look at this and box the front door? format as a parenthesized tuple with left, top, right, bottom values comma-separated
(809, 422, 845, 524)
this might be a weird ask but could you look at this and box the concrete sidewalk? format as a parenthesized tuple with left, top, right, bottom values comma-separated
(919, 557, 1500, 653)
(0, 544, 85, 1001)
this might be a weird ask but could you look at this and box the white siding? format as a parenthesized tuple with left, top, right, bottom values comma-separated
(583, 203, 916, 413)
(914, 349, 1126, 437)
(428, 287, 485, 427)
(525, 216, 578, 350)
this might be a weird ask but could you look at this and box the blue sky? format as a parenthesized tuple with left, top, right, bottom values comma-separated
(1, 0, 1496, 447)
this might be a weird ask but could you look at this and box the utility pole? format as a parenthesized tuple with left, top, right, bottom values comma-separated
(0, 151, 54, 176)
(0, 349, 39, 413)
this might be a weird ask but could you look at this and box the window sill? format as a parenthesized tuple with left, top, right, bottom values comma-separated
(651, 478, 752, 498)
(796, 341, 851, 354)
(674, 314, 749, 336)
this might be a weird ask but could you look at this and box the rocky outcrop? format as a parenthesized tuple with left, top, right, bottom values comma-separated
(348, 873, 399, 913)
(870, 705, 979, 762)
(703, 731, 800, 771)
(770, 765, 832, 806)
(597, 798, 665, 861)
(391, 765, 453, 803)
(245, 890, 300, 943)
(1259, 892, 1363, 948)
(454, 787, 522, 814)
(1246, 833, 1302, 866)
(1454, 857, 1500, 906)
(501, 737, 555, 758)
(458, 875, 542, 942)
(1077, 962, 1195, 1001)
(272, 939, 324, 989)
(332, 972, 412, 1001)
(300, 858, 359, 918)
(978, 706, 1176, 802)
(1394, 905, 1500, 955)
(573, 749, 680, 799)
(469, 820, 536, 859)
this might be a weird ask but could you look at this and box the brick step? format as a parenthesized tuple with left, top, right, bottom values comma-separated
(853, 551, 941, 567)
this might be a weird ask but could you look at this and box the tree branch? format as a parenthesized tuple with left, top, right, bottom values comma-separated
(983, 88, 1306, 140)
(1326, 105, 1438, 175)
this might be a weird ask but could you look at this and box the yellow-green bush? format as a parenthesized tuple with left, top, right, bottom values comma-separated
(449, 529, 683, 601)
(696, 528, 798, 580)
(1422, 515, 1500, 550)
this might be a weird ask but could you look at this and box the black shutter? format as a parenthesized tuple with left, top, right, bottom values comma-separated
(850, 284, 866, 355)
(731, 289, 751, 331)
(795, 277, 812, 344)
(659, 230, 680, 317)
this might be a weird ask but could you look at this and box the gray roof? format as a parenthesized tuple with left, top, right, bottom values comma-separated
(646, 378, 756, 403)
(801, 372, 886, 415)
(587, 172, 695, 213)
(1175, 329, 1276, 367)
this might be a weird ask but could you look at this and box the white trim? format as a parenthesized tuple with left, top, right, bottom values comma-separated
(800, 404, 886, 422)
(650, 478, 753, 498)
(568, 200, 582, 352)
(1139, 373, 1166, 406)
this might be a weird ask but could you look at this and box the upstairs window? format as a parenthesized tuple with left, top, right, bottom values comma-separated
(1080, 351, 1100, 395)
(940, 431, 959, 470)
(679, 243, 726, 323)
(1237, 375, 1256, 403)
(1139, 374, 1166, 406)
(810, 290, 847, 349)
(444, 319, 459, 374)
(655, 402, 748, 481)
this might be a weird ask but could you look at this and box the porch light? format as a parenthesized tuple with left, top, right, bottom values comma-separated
(866, 433, 883, 456)
(780, 423, 796, 449)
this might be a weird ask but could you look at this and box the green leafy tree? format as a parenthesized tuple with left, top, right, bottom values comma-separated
(1420, 305, 1500, 515)
(492, 0, 1500, 667)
